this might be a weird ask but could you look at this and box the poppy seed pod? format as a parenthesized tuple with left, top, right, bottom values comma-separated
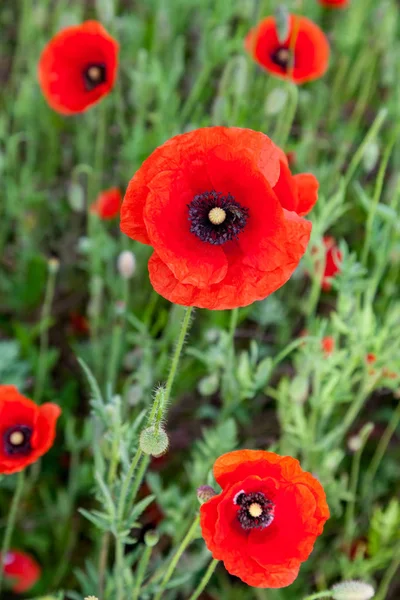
(331, 580, 375, 600)
(117, 250, 136, 279)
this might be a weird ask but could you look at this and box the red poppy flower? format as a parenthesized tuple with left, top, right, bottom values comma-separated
(366, 353, 376, 364)
(200, 450, 329, 588)
(245, 15, 330, 84)
(90, 187, 122, 219)
(121, 127, 314, 310)
(38, 21, 119, 115)
(0, 550, 41, 593)
(322, 336, 334, 355)
(319, 0, 349, 7)
(321, 236, 342, 291)
(0, 386, 61, 475)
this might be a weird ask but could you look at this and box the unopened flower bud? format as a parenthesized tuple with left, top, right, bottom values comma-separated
(117, 250, 136, 279)
(144, 529, 160, 547)
(85, 596, 99, 600)
(48, 257, 60, 273)
(140, 425, 169, 457)
(197, 485, 217, 504)
(348, 435, 363, 453)
(331, 580, 375, 600)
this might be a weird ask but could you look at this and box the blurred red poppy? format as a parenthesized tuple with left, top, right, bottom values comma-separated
(38, 21, 119, 115)
(121, 127, 315, 310)
(319, 0, 349, 7)
(0, 550, 40, 593)
(321, 236, 342, 291)
(245, 15, 329, 84)
(91, 187, 122, 219)
(322, 336, 334, 355)
(200, 450, 329, 588)
(366, 353, 376, 364)
(0, 386, 61, 475)
(69, 312, 90, 335)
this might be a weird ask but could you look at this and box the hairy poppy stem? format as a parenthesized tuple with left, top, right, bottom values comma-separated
(164, 306, 194, 408)
(0, 470, 25, 594)
(187, 558, 219, 600)
(153, 515, 200, 600)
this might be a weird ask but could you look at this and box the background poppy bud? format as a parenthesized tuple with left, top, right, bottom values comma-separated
(140, 425, 169, 457)
(197, 485, 217, 504)
(48, 257, 60, 273)
(144, 530, 160, 547)
(331, 580, 375, 600)
(117, 250, 136, 279)
(275, 5, 290, 43)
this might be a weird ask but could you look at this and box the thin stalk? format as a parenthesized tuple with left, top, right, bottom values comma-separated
(187, 558, 219, 600)
(33, 261, 58, 404)
(117, 447, 143, 524)
(153, 515, 200, 600)
(374, 543, 400, 600)
(107, 278, 130, 391)
(163, 306, 194, 407)
(132, 545, 153, 600)
(0, 471, 25, 595)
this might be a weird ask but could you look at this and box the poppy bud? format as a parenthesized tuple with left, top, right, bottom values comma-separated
(331, 580, 375, 600)
(265, 87, 288, 115)
(48, 257, 60, 273)
(197, 485, 217, 504)
(117, 250, 136, 279)
(140, 425, 169, 457)
(84, 596, 99, 600)
(144, 530, 160, 547)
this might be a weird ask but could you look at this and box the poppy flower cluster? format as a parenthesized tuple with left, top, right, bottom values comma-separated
(121, 126, 318, 310)
(0, 550, 41, 593)
(0, 385, 61, 474)
(200, 450, 329, 588)
(38, 21, 119, 114)
(245, 15, 330, 84)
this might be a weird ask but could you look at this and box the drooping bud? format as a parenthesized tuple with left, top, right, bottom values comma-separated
(144, 529, 160, 547)
(275, 5, 290, 43)
(140, 425, 169, 457)
(197, 485, 217, 504)
(331, 580, 375, 600)
(117, 250, 136, 279)
(48, 257, 60, 274)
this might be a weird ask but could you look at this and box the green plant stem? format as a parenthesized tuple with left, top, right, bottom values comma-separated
(107, 278, 130, 391)
(302, 593, 332, 600)
(132, 545, 153, 600)
(33, 262, 58, 404)
(163, 306, 194, 407)
(117, 447, 143, 524)
(0, 471, 25, 595)
(153, 515, 200, 600)
(187, 558, 219, 600)
(375, 542, 400, 600)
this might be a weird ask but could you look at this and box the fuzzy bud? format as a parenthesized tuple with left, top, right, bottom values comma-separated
(331, 580, 375, 600)
(117, 250, 136, 279)
(140, 425, 169, 457)
(197, 485, 217, 504)
(48, 257, 60, 273)
(144, 529, 160, 547)
(84, 596, 99, 600)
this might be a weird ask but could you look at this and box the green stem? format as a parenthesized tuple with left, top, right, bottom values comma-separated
(117, 447, 143, 523)
(187, 558, 219, 600)
(302, 593, 332, 600)
(33, 261, 58, 404)
(115, 536, 125, 600)
(163, 306, 194, 407)
(153, 515, 200, 600)
(132, 545, 153, 600)
(107, 278, 130, 391)
(0, 471, 25, 595)
(374, 542, 400, 600)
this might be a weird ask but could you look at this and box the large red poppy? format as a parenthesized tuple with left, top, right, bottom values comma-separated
(0, 550, 41, 593)
(90, 187, 122, 219)
(245, 15, 330, 84)
(38, 21, 119, 115)
(319, 0, 349, 6)
(0, 386, 61, 475)
(200, 450, 329, 588)
(121, 127, 316, 310)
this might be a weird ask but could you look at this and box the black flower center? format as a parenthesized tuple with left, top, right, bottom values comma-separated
(188, 191, 249, 246)
(234, 491, 275, 530)
(270, 47, 293, 70)
(83, 63, 107, 91)
(3, 425, 33, 457)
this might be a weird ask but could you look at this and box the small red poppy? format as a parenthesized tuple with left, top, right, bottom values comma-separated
(0, 386, 61, 475)
(200, 450, 329, 588)
(322, 336, 334, 355)
(321, 236, 342, 291)
(0, 550, 41, 593)
(91, 187, 122, 219)
(245, 15, 330, 84)
(319, 0, 349, 7)
(121, 127, 315, 310)
(366, 353, 376, 364)
(38, 21, 119, 115)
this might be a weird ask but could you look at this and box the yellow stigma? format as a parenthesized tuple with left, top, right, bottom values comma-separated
(208, 207, 226, 225)
(10, 431, 25, 446)
(87, 66, 102, 81)
(248, 503, 263, 518)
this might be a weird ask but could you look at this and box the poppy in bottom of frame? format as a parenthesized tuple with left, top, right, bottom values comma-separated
(200, 450, 329, 588)
(0, 550, 41, 593)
